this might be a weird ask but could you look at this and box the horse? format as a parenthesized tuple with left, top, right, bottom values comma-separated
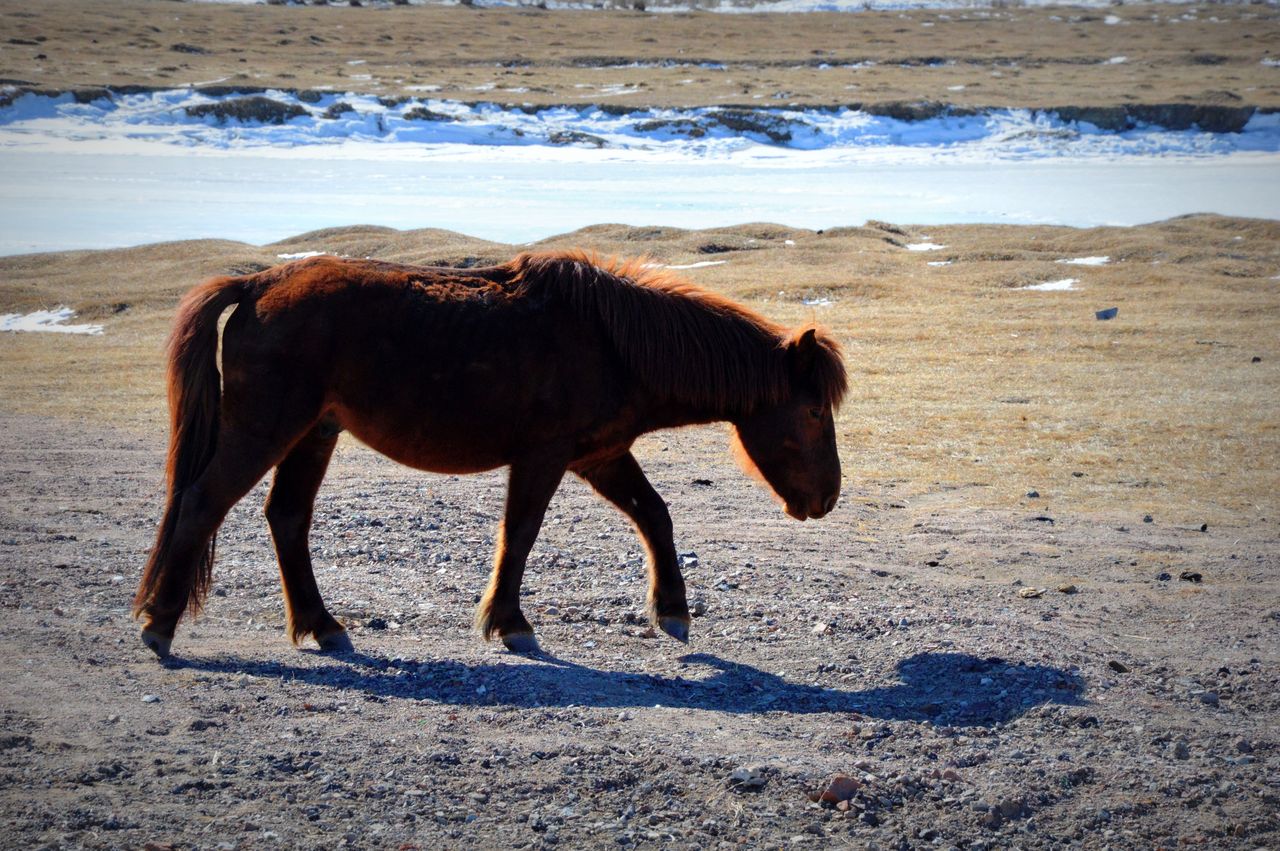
(132, 250, 847, 659)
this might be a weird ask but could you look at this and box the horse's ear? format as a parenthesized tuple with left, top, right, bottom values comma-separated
(788, 327, 820, 377)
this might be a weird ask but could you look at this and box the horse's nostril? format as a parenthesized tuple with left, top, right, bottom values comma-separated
(823, 494, 838, 515)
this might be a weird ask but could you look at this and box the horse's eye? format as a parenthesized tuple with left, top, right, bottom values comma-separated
(808, 407, 822, 420)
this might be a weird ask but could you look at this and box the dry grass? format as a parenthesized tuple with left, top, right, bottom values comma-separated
(2, 215, 1276, 525)
(2, 0, 1278, 110)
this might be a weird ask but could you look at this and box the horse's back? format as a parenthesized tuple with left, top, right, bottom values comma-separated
(218, 255, 630, 471)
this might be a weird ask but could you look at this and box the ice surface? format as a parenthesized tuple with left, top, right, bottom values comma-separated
(0, 307, 104, 335)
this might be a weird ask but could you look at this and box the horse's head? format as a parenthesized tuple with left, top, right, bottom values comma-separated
(733, 327, 846, 521)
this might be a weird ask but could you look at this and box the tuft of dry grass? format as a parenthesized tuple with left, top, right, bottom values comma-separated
(2, 215, 1276, 525)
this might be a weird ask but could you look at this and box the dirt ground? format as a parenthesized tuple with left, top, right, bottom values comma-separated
(2, 0, 1279, 112)
(1, 218, 1278, 849)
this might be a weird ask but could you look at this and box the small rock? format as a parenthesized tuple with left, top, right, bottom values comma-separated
(1057, 583, 1077, 594)
(1179, 571, 1203, 583)
(981, 809, 1002, 828)
(812, 622, 833, 636)
(1198, 691, 1220, 707)
(1143, 514, 1153, 523)
(366, 617, 388, 630)
(1236, 738, 1254, 754)
(1155, 572, 1172, 581)
(941, 768, 962, 782)
(690, 599, 707, 617)
(1026, 490, 1040, 498)
(997, 798, 1025, 819)
(1171, 740, 1190, 760)
(817, 774, 861, 803)
(727, 765, 768, 792)
(1108, 660, 1130, 674)
(141, 694, 160, 704)
(1017, 587, 1044, 599)
(677, 552, 699, 568)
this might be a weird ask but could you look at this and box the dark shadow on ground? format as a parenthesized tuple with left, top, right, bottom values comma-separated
(171, 649, 1085, 727)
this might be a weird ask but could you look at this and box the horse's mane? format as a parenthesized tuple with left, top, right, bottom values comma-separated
(507, 250, 846, 415)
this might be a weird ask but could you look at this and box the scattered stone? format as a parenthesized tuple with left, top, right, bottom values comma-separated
(812, 621, 833, 635)
(1198, 691, 1220, 706)
(1156, 572, 1173, 581)
(1095, 307, 1118, 320)
(941, 768, 962, 782)
(1143, 514, 1153, 523)
(1058, 583, 1078, 594)
(1026, 490, 1040, 498)
(1171, 740, 1190, 760)
(726, 765, 768, 792)
(1018, 587, 1044, 599)
(1179, 571, 1203, 583)
(1236, 739, 1254, 754)
(998, 798, 1026, 819)
(366, 617, 389, 630)
(677, 552, 699, 568)
(1108, 660, 1130, 674)
(816, 774, 861, 803)
(141, 694, 160, 704)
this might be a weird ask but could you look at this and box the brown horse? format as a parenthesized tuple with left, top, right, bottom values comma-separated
(133, 250, 847, 658)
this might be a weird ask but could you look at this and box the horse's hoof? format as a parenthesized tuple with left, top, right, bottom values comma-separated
(141, 630, 172, 660)
(501, 632, 541, 654)
(316, 630, 354, 654)
(658, 617, 690, 644)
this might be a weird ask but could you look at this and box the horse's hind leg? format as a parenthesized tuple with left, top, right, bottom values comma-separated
(263, 424, 349, 652)
(139, 427, 298, 657)
(577, 452, 690, 643)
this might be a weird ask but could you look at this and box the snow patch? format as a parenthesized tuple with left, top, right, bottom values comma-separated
(906, 242, 946, 251)
(277, 251, 326, 259)
(1056, 256, 1109, 266)
(927, 260, 952, 266)
(1019, 278, 1079, 291)
(667, 260, 727, 270)
(0, 307, 103, 335)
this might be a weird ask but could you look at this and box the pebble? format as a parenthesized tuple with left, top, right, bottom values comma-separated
(1108, 660, 1130, 674)
(1198, 691, 1220, 707)
(817, 774, 861, 803)
(1017, 587, 1044, 599)
(727, 766, 768, 792)
(141, 694, 160, 704)
(1171, 740, 1190, 760)
(1057, 583, 1077, 594)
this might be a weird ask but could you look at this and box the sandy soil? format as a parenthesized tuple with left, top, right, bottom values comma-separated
(0, 218, 1278, 849)
(2, 0, 1278, 113)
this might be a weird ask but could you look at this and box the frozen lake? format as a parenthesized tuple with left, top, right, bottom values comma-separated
(2, 148, 1278, 255)
(1, 88, 1277, 254)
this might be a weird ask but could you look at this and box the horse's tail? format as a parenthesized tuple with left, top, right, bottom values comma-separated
(133, 275, 251, 620)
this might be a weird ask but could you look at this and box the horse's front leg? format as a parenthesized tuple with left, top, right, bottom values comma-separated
(475, 455, 568, 653)
(577, 452, 690, 643)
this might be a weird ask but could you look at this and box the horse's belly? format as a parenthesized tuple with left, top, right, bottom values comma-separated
(337, 408, 511, 475)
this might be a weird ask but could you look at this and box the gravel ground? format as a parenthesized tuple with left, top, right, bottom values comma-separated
(1, 412, 1276, 850)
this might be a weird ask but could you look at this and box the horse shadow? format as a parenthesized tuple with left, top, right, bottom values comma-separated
(172, 648, 1085, 727)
